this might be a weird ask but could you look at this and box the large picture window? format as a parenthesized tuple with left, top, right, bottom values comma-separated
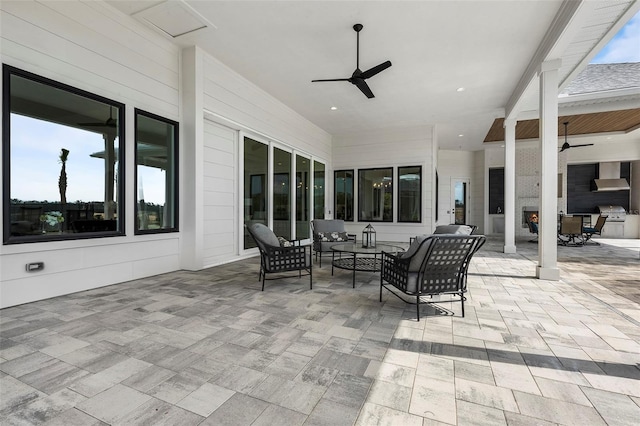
(398, 166, 422, 222)
(135, 109, 178, 234)
(359, 168, 393, 222)
(3, 65, 125, 243)
(334, 170, 354, 221)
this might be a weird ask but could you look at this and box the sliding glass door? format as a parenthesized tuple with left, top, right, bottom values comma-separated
(273, 147, 292, 240)
(313, 161, 325, 219)
(243, 137, 268, 249)
(296, 154, 310, 239)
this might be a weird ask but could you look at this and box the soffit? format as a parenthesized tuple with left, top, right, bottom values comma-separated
(483, 108, 640, 143)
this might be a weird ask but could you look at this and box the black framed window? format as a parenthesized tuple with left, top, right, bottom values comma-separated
(398, 166, 421, 222)
(359, 168, 393, 222)
(3, 65, 125, 244)
(334, 170, 354, 221)
(134, 109, 178, 234)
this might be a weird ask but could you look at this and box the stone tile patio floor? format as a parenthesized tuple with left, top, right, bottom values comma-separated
(1, 236, 639, 425)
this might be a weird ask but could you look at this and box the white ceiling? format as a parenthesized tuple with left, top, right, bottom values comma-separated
(107, 1, 639, 150)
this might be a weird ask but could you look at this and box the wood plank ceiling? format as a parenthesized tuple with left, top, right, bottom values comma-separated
(483, 108, 640, 142)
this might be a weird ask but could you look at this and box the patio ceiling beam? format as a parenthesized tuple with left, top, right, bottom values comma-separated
(505, 0, 586, 120)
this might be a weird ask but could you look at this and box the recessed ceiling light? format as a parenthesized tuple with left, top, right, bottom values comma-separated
(606, 136, 612, 140)
(456, 87, 465, 92)
(458, 134, 464, 137)
(330, 106, 338, 111)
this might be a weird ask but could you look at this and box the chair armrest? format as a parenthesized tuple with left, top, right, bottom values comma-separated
(348, 234, 357, 243)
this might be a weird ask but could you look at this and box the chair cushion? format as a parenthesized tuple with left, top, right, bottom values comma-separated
(277, 236, 294, 247)
(433, 225, 474, 235)
(316, 231, 349, 242)
(400, 235, 435, 272)
(250, 223, 280, 247)
(583, 227, 596, 233)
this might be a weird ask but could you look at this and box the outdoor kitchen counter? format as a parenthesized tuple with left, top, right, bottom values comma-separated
(576, 213, 639, 239)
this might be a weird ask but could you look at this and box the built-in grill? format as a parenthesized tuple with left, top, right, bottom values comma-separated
(597, 205, 626, 222)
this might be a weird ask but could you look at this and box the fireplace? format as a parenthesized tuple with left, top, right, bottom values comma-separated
(522, 206, 538, 228)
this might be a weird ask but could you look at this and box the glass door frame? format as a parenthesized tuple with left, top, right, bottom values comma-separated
(450, 178, 471, 225)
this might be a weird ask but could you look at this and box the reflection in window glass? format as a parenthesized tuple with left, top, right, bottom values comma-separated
(313, 161, 325, 219)
(359, 168, 393, 222)
(296, 155, 310, 239)
(135, 110, 178, 233)
(273, 148, 291, 240)
(334, 170, 354, 221)
(244, 137, 268, 249)
(398, 166, 421, 222)
(3, 65, 124, 243)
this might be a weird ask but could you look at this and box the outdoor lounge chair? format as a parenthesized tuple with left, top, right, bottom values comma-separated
(527, 220, 539, 243)
(380, 234, 486, 321)
(311, 219, 356, 267)
(246, 223, 312, 291)
(583, 215, 607, 245)
(558, 215, 584, 246)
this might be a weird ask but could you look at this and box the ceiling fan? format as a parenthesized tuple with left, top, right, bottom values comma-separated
(311, 24, 392, 99)
(559, 121, 593, 152)
(79, 106, 117, 128)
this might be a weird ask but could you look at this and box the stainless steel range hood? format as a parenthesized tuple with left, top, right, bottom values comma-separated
(592, 162, 630, 192)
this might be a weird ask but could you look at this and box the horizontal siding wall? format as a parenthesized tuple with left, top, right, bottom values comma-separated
(0, 0, 182, 308)
(202, 55, 332, 161)
(202, 120, 237, 267)
(332, 126, 435, 243)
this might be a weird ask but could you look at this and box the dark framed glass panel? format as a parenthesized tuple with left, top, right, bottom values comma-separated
(334, 170, 354, 221)
(296, 155, 310, 239)
(398, 166, 421, 222)
(359, 168, 393, 222)
(135, 109, 178, 234)
(3, 65, 125, 244)
(273, 148, 291, 240)
(244, 137, 268, 249)
(313, 161, 325, 219)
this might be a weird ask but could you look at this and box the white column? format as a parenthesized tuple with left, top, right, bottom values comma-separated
(180, 46, 205, 270)
(536, 59, 561, 280)
(503, 118, 517, 254)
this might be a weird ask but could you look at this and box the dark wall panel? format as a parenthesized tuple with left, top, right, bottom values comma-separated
(567, 163, 630, 213)
(489, 168, 504, 214)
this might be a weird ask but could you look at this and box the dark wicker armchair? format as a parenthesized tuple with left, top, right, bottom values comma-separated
(380, 234, 486, 321)
(246, 223, 312, 291)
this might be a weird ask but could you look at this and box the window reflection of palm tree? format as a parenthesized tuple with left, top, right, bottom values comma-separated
(58, 148, 69, 230)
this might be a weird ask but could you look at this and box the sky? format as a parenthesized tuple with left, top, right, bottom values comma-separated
(11, 115, 166, 205)
(590, 10, 640, 64)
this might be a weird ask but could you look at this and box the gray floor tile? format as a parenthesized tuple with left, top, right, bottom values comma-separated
(1, 237, 639, 425)
(200, 393, 269, 425)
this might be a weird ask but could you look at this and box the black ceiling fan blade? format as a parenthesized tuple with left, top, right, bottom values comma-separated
(311, 78, 350, 82)
(354, 79, 374, 98)
(360, 60, 392, 79)
(572, 143, 594, 148)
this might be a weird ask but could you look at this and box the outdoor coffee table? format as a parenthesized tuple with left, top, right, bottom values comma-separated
(331, 243, 405, 288)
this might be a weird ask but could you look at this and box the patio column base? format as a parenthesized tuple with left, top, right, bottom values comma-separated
(536, 265, 560, 281)
(503, 245, 516, 254)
